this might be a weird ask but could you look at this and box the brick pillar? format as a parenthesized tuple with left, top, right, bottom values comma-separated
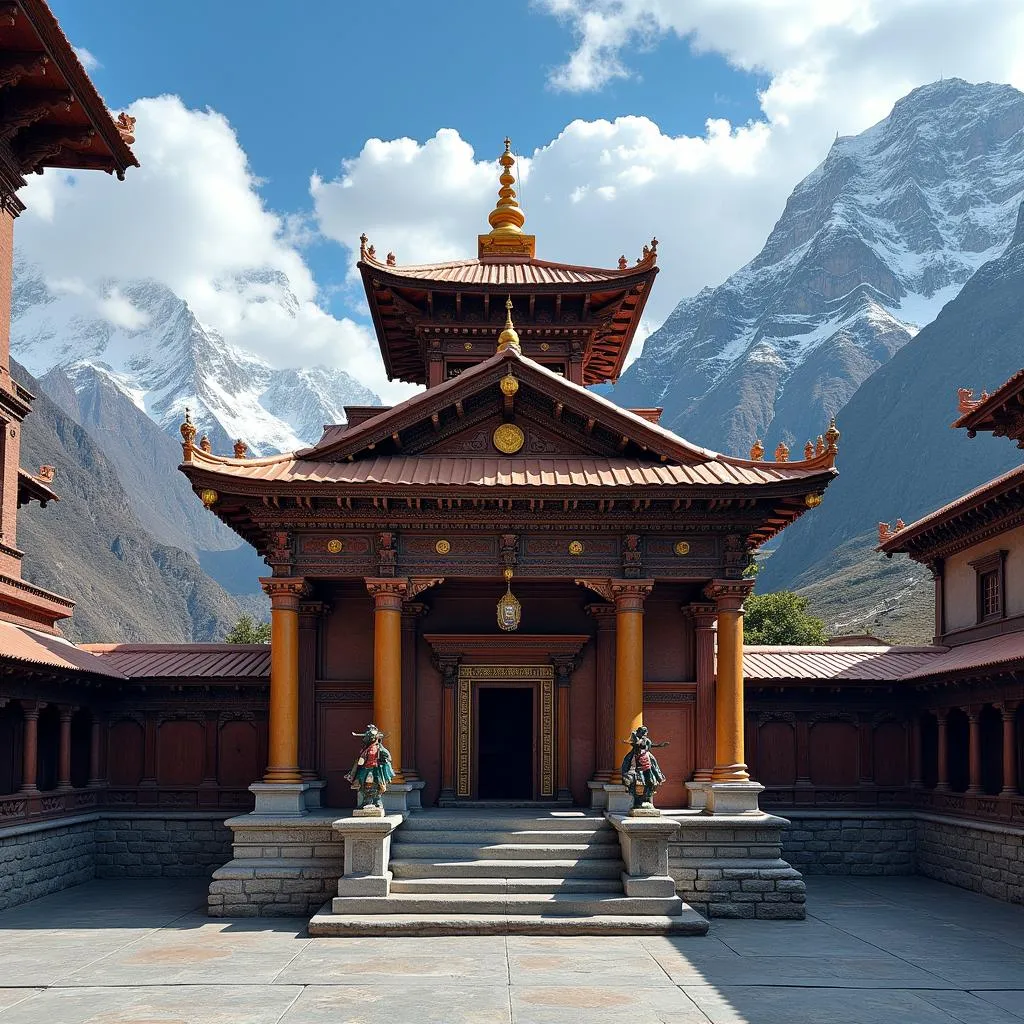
(21, 702, 39, 792)
(935, 709, 950, 791)
(57, 706, 74, 790)
(586, 602, 616, 781)
(688, 602, 717, 782)
(967, 709, 983, 795)
(1001, 703, 1019, 797)
(366, 578, 408, 783)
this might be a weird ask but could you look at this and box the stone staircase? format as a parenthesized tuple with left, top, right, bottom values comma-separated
(309, 808, 708, 935)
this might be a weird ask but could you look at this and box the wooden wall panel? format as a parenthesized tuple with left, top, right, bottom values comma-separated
(644, 588, 697, 683)
(219, 720, 259, 789)
(809, 721, 858, 786)
(758, 721, 797, 786)
(321, 585, 375, 682)
(157, 720, 204, 787)
(642, 701, 694, 808)
(108, 720, 144, 787)
(318, 703, 373, 807)
(873, 721, 908, 787)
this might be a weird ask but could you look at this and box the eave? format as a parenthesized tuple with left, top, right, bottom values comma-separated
(953, 368, 1024, 445)
(16, 465, 58, 507)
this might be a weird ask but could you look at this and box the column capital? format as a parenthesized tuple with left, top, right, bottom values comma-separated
(298, 600, 330, 620)
(366, 577, 409, 611)
(703, 578, 754, 611)
(998, 700, 1020, 720)
(683, 602, 717, 628)
(585, 602, 617, 628)
(402, 601, 430, 622)
(610, 579, 654, 612)
(58, 704, 78, 723)
(259, 576, 310, 610)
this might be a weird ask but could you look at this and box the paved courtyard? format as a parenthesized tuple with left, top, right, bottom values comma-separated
(0, 875, 1021, 1023)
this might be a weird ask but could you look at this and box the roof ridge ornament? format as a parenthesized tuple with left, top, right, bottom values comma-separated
(478, 138, 536, 260)
(496, 296, 521, 354)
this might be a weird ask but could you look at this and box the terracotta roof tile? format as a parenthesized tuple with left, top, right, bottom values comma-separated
(362, 256, 643, 287)
(0, 621, 126, 678)
(83, 643, 270, 679)
(743, 645, 944, 681)
(898, 633, 1024, 680)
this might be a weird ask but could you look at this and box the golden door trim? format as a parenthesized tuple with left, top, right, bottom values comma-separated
(456, 664, 555, 798)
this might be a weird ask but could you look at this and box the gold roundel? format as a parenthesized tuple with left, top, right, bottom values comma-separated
(464, 342, 473, 351)
(435, 539, 451, 555)
(499, 374, 519, 396)
(673, 540, 691, 556)
(199, 488, 218, 509)
(568, 540, 584, 556)
(493, 423, 525, 454)
(804, 492, 823, 508)
(327, 538, 344, 554)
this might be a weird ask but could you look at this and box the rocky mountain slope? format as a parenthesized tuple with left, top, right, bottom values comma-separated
(13, 360, 251, 644)
(759, 199, 1024, 640)
(11, 265, 380, 456)
(611, 79, 1024, 458)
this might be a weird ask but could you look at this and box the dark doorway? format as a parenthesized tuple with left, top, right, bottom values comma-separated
(478, 687, 533, 799)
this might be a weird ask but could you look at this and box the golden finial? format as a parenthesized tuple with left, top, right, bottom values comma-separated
(233, 439, 249, 460)
(825, 418, 840, 454)
(199, 434, 212, 453)
(479, 138, 536, 259)
(496, 296, 521, 354)
(815, 434, 825, 457)
(179, 408, 196, 462)
(775, 441, 790, 463)
(750, 439, 764, 461)
(359, 233, 368, 259)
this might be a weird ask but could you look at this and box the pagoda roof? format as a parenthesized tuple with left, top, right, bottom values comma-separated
(953, 368, 1024, 445)
(16, 466, 58, 507)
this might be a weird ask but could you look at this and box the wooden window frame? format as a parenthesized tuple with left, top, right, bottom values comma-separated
(969, 550, 1007, 624)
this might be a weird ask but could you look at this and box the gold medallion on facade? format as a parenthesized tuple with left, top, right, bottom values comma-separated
(464, 342, 473, 351)
(435, 539, 451, 555)
(804, 492, 823, 508)
(499, 374, 519, 396)
(492, 423, 525, 454)
(568, 540, 584, 556)
(673, 540, 690, 556)
(199, 488, 218, 509)
(327, 538, 344, 554)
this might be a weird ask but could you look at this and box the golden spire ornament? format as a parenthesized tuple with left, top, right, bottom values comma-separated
(496, 296, 521, 354)
(478, 138, 536, 259)
(497, 567, 522, 632)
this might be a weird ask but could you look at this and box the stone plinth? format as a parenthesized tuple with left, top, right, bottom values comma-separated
(332, 813, 404, 900)
(667, 810, 806, 920)
(587, 780, 608, 809)
(704, 781, 764, 815)
(303, 780, 327, 809)
(208, 810, 343, 917)
(685, 781, 710, 811)
(382, 781, 425, 813)
(603, 783, 634, 814)
(248, 782, 311, 817)
(607, 812, 681, 901)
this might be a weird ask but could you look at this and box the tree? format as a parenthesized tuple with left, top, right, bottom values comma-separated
(224, 614, 271, 644)
(744, 591, 828, 645)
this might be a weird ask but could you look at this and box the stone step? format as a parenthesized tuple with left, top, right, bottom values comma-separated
(309, 907, 710, 936)
(393, 828, 617, 845)
(331, 891, 685, 917)
(399, 813, 606, 832)
(391, 842, 618, 860)
(390, 858, 624, 879)
(390, 876, 624, 895)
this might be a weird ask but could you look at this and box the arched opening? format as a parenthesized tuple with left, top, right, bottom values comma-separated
(0, 703, 23, 794)
(70, 708, 92, 789)
(920, 712, 938, 788)
(36, 704, 60, 792)
(946, 708, 970, 793)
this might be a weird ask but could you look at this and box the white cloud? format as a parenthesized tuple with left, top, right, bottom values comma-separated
(311, 0, 1024, 343)
(16, 95, 413, 402)
(73, 46, 100, 72)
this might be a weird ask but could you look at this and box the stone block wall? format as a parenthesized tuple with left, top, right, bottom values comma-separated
(780, 812, 916, 876)
(917, 815, 1024, 904)
(94, 814, 233, 879)
(668, 815, 807, 920)
(0, 815, 96, 912)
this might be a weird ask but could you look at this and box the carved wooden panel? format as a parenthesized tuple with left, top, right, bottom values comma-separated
(108, 719, 144, 787)
(219, 720, 259, 789)
(642, 698, 694, 807)
(809, 720, 859, 786)
(873, 721, 908, 787)
(757, 720, 797, 786)
(318, 701, 373, 807)
(157, 720, 204, 787)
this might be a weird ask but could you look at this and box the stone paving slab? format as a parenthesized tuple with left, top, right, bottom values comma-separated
(280, 982, 512, 1023)
(510, 982, 706, 1024)
(972, 991, 1024, 1019)
(910, 989, 1024, 1024)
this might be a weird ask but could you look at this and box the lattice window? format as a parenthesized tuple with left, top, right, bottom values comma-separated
(981, 570, 1001, 618)
(970, 550, 1007, 624)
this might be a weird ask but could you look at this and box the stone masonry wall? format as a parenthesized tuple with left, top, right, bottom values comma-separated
(668, 816, 807, 920)
(917, 815, 1024, 905)
(0, 815, 96, 912)
(780, 812, 917, 876)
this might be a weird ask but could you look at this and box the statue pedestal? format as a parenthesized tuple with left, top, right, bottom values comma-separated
(332, 813, 405, 898)
(607, 813, 680, 899)
(382, 780, 425, 813)
(704, 781, 764, 815)
(603, 783, 634, 814)
(248, 782, 310, 817)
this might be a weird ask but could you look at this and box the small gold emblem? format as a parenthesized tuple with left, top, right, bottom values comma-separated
(499, 374, 519, 396)
(199, 488, 218, 509)
(493, 423, 525, 454)
(568, 540, 584, 556)
(804, 493, 823, 508)
(327, 538, 344, 553)
(540, 342, 550, 352)
(435, 539, 451, 555)
(673, 541, 690, 556)
(464, 342, 473, 351)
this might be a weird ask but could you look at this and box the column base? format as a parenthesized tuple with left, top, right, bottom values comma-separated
(703, 781, 764, 815)
(304, 780, 327, 809)
(685, 780, 711, 810)
(603, 783, 633, 814)
(382, 780, 425, 813)
(333, 813, 404, 898)
(249, 781, 311, 816)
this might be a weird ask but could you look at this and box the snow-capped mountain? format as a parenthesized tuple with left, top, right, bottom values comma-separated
(11, 266, 381, 455)
(611, 79, 1024, 457)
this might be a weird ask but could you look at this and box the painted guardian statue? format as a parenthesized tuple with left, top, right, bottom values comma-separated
(344, 724, 395, 809)
(621, 725, 668, 810)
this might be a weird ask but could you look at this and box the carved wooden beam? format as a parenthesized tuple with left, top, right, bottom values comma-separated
(14, 125, 95, 173)
(0, 89, 74, 142)
(0, 52, 48, 90)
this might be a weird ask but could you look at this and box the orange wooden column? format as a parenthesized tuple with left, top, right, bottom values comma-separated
(259, 576, 309, 784)
(366, 579, 409, 783)
(704, 580, 754, 782)
(611, 581, 653, 750)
